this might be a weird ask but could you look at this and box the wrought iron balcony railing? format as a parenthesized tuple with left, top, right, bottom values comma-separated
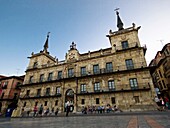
(20, 93, 62, 100)
(77, 83, 150, 95)
(24, 62, 147, 84)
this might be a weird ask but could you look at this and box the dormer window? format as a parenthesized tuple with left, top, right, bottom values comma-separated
(121, 41, 129, 49)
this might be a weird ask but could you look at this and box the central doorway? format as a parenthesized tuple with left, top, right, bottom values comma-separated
(65, 89, 74, 112)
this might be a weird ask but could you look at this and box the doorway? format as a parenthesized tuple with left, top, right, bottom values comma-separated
(65, 89, 74, 112)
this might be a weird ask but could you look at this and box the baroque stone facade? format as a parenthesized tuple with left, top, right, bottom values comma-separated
(17, 12, 156, 115)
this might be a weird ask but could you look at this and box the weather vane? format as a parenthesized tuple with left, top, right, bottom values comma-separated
(47, 32, 50, 38)
(114, 8, 120, 15)
(114, 8, 120, 12)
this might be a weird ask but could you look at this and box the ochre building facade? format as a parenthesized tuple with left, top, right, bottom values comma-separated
(0, 76, 23, 115)
(149, 43, 170, 97)
(17, 12, 156, 115)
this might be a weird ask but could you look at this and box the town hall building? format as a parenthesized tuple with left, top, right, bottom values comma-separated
(16, 11, 156, 115)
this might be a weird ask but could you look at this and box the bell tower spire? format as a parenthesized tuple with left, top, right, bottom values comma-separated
(115, 8, 124, 31)
(43, 32, 50, 53)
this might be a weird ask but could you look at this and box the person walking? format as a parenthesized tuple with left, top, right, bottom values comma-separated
(164, 96, 169, 109)
(65, 101, 70, 117)
(55, 107, 59, 116)
(33, 105, 38, 117)
(38, 104, 43, 117)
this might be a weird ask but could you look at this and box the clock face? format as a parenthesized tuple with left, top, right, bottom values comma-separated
(121, 35, 126, 40)
(69, 53, 75, 59)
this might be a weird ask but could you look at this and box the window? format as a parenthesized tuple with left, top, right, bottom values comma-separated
(33, 62, 38, 68)
(165, 48, 169, 55)
(159, 70, 163, 78)
(129, 78, 138, 89)
(37, 89, 41, 97)
(55, 100, 58, 106)
(125, 59, 134, 70)
(80, 84, 86, 93)
(159, 81, 163, 90)
(39, 74, 44, 82)
(162, 80, 166, 88)
(108, 80, 115, 90)
(81, 99, 85, 105)
(2, 81, 8, 89)
(46, 88, 50, 96)
(44, 101, 48, 106)
(58, 71, 62, 79)
(93, 64, 100, 74)
(96, 98, 100, 104)
(29, 76, 33, 84)
(1, 92, 4, 99)
(35, 101, 38, 106)
(81, 67, 86, 76)
(23, 102, 27, 107)
(16, 82, 21, 89)
(106, 62, 113, 72)
(56, 87, 60, 94)
(26, 90, 30, 97)
(13, 93, 18, 99)
(94, 82, 100, 92)
(134, 96, 140, 103)
(48, 72, 53, 81)
(122, 41, 129, 49)
(111, 97, 116, 104)
(68, 68, 74, 77)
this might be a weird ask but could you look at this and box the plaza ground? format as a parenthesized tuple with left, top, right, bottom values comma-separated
(0, 111, 170, 128)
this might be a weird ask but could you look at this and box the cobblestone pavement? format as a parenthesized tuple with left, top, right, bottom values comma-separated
(0, 111, 170, 128)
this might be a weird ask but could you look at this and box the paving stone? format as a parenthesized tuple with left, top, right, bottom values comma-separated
(0, 111, 170, 128)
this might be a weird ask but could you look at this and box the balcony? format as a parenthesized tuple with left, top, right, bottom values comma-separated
(20, 93, 62, 100)
(23, 62, 147, 85)
(0, 94, 19, 101)
(77, 83, 150, 95)
(114, 42, 138, 51)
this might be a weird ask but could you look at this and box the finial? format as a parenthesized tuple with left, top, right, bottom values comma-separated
(47, 32, 50, 38)
(43, 32, 50, 53)
(114, 8, 124, 31)
(114, 8, 120, 15)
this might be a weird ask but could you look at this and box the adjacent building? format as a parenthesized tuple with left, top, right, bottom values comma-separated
(17, 11, 156, 115)
(149, 43, 170, 97)
(0, 76, 24, 115)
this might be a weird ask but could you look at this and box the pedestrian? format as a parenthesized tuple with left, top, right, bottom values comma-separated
(65, 101, 70, 117)
(21, 107, 25, 117)
(102, 106, 105, 113)
(33, 105, 38, 117)
(160, 97, 165, 111)
(164, 96, 169, 109)
(154, 96, 161, 110)
(55, 108, 59, 116)
(38, 104, 43, 117)
(27, 106, 31, 117)
(51, 107, 54, 115)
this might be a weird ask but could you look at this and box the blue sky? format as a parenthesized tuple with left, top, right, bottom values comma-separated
(0, 0, 170, 76)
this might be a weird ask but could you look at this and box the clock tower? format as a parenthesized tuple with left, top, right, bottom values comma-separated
(66, 42, 80, 61)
